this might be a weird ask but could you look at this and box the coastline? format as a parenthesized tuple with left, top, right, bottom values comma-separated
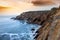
(15, 6, 60, 40)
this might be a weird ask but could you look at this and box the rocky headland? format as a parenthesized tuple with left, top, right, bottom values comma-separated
(15, 6, 60, 40)
(15, 8, 56, 25)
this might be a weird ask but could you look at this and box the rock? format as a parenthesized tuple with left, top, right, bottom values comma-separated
(35, 6, 60, 40)
(31, 28, 35, 32)
(11, 17, 16, 19)
(15, 6, 60, 40)
(15, 9, 56, 25)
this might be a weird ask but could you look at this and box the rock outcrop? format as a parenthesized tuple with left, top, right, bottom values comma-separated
(15, 6, 60, 40)
(34, 7, 60, 40)
(16, 8, 57, 25)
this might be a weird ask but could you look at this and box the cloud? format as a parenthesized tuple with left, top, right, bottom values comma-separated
(0, 6, 11, 12)
(31, 0, 54, 5)
(0, 0, 33, 15)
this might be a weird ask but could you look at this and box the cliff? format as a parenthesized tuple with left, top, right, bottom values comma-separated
(15, 6, 60, 40)
(16, 9, 56, 24)
(34, 7, 60, 40)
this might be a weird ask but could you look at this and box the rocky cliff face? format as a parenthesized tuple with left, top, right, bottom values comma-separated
(16, 8, 57, 25)
(15, 6, 60, 40)
(34, 7, 60, 40)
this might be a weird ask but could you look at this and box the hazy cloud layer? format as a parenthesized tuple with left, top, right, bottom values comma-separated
(31, 0, 60, 5)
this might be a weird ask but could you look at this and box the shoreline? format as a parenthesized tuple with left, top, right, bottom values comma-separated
(15, 6, 60, 40)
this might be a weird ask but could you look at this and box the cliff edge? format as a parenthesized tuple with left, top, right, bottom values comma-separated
(15, 6, 60, 40)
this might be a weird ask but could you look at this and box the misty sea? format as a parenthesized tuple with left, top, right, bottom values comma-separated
(0, 15, 40, 40)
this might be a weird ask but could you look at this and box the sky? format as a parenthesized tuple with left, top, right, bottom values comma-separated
(31, 0, 60, 5)
(0, 0, 60, 15)
(0, 0, 33, 15)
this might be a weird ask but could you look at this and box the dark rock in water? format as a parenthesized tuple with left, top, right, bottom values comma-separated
(31, 28, 35, 31)
(31, 28, 35, 33)
(11, 17, 16, 20)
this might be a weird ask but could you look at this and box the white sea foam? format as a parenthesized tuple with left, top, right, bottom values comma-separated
(0, 33, 37, 40)
(0, 15, 40, 40)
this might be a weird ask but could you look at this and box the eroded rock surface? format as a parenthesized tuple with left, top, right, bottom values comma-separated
(35, 7, 60, 40)
(15, 6, 60, 40)
(16, 7, 57, 25)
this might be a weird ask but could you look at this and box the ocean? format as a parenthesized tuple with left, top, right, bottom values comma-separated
(0, 15, 40, 40)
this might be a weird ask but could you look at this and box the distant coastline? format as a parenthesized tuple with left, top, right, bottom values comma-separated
(15, 6, 60, 40)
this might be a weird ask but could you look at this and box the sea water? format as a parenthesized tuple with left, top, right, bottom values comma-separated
(0, 15, 40, 40)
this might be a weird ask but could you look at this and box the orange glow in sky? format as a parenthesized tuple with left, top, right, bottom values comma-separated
(0, 0, 33, 15)
(0, 6, 10, 12)
(0, 0, 60, 15)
